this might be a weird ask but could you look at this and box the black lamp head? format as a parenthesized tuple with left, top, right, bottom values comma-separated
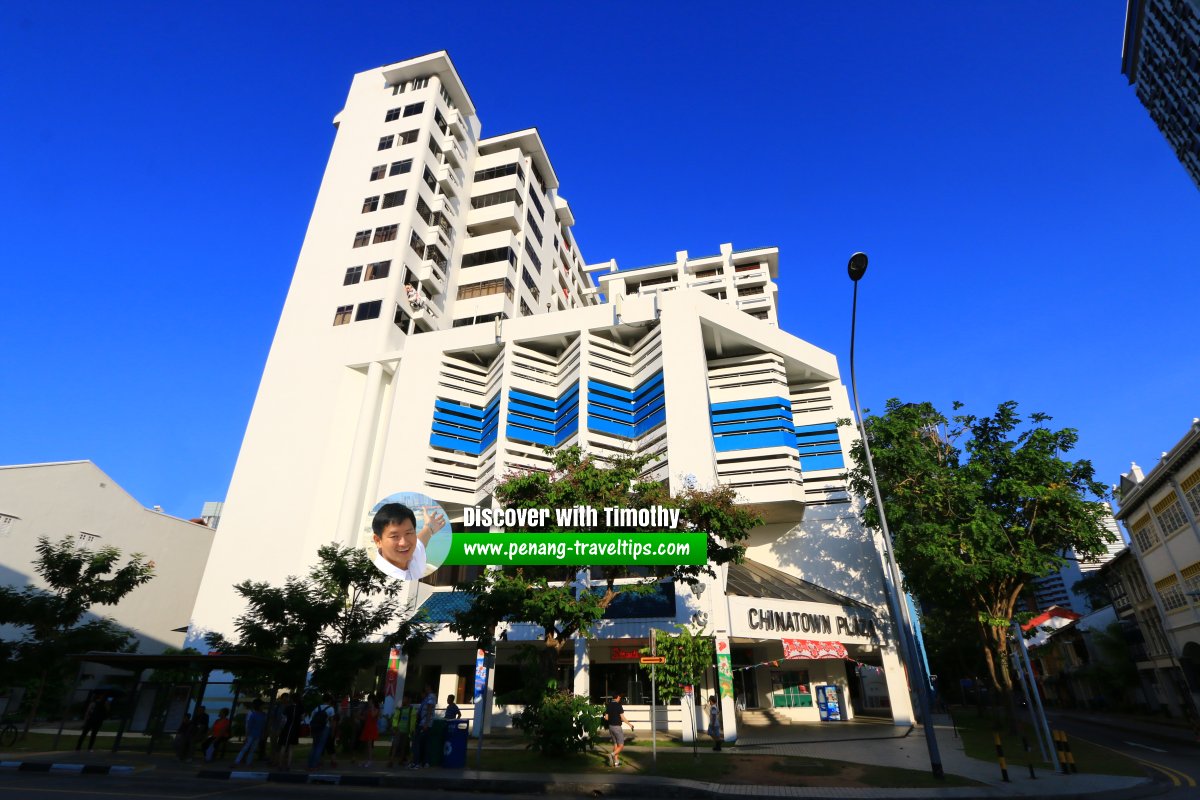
(847, 252, 869, 282)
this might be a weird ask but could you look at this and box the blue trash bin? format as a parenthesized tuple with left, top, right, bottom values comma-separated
(442, 720, 470, 768)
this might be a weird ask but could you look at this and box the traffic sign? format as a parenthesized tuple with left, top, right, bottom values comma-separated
(640, 656, 666, 664)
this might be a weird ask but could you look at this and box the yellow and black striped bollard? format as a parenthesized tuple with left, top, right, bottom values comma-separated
(993, 731, 1010, 782)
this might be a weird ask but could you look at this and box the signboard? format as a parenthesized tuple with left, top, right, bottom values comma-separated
(715, 637, 734, 700)
(640, 656, 665, 664)
(610, 646, 642, 661)
(727, 595, 883, 644)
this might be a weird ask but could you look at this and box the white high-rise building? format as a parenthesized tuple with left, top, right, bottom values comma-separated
(189, 52, 916, 732)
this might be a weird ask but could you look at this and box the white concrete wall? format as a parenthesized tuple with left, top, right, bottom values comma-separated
(0, 462, 214, 652)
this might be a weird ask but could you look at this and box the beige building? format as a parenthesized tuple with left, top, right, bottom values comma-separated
(0, 461, 216, 653)
(1116, 419, 1200, 715)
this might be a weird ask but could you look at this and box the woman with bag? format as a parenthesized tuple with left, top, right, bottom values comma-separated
(706, 696, 722, 751)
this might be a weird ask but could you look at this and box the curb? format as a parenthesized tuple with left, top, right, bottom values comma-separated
(1, 761, 135, 775)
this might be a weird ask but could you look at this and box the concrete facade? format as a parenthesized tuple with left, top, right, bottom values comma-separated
(0, 461, 215, 653)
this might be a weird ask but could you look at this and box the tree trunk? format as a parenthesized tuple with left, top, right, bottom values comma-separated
(22, 671, 47, 736)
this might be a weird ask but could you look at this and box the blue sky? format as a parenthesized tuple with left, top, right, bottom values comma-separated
(1, 2, 1196, 520)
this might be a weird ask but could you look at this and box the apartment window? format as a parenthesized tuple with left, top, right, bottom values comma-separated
(355, 300, 382, 321)
(456, 277, 514, 300)
(474, 163, 524, 183)
(389, 159, 413, 176)
(524, 239, 542, 271)
(409, 230, 425, 256)
(526, 211, 543, 244)
(470, 189, 521, 210)
(461, 247, 516, 269)
(531, 164, 546, 194)
(398, 129, 419, 145)
(423, 243, 448, 271)
(415, 196, 435, 225)
(372, 224, 398, 244)
(739, 285, 765, 297)
(695, 268, 721, 279)
(385, 107, 402, 122)
(333, 304, 353, 325)
(520, 298, 532, 317)
(1177, 468, 1200, 515)
(527, 186, 545, 218)
(440, 85, 453, 107)
(343, 265, 363, 285)
(392, 81, 407, 95)
(1132, 516, 1157, 552)
(428, 137, 442, 158)
(411, 77, 429, 90)
(521, 267, 539, 301)
(1155, 497, 1189, 538)
(0, 513, 17, 538)
(1160, 582, 1187, 612)
(362, 196, 380, 213)
(370, 164, 386, 181)
(403, 101, 424, 117)
(378, 135, 395, 151)
(381, 190, 406, 209)
(422, 166, 437, 192)
(352, 230, 372, 248)
(366, 260, 391, 280)
(434, 109, 448, 135)
(394, 304, 412, 331)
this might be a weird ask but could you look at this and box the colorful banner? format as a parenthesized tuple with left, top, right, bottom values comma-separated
(473, 648, 488, 703)
(781, 638, 849, 660)
(384, 647, 401, 700)
(715, 637, 734, 699)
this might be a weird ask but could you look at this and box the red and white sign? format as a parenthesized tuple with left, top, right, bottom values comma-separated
(782, 639, 849, 660)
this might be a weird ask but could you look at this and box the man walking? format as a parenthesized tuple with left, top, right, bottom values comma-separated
(604, 692, 634, 767)
(233, 700, 266, 767)
(76, 695, 109, 752)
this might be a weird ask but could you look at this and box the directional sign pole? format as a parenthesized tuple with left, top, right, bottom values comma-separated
(651, 664, 657, 767)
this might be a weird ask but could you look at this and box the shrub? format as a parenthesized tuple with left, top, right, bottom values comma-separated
(513, 691, 604, 756)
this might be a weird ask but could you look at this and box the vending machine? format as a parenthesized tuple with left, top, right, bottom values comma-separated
(815, 684, 845, 722)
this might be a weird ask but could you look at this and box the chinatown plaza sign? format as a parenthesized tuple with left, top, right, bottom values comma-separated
(727, 595, 884, 645)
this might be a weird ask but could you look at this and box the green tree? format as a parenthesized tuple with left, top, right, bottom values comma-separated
(450, 446, 759, 695)
(207, 544, 431, 697)
(846, 400, 1114, 711)
(0, 536, 154, 731)
(641, 625, 713, 703)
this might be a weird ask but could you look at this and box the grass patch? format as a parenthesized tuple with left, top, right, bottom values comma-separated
(950, 709, 1143, 777)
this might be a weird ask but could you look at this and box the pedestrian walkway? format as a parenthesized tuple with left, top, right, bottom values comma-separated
(1, 721, 1158, 799)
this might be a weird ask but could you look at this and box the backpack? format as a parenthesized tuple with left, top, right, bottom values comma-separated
(310, 704, 330, 732)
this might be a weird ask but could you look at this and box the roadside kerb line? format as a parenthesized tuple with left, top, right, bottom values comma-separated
(1066, 731, 1196, 788)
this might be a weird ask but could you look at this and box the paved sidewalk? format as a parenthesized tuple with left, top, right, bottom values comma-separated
(1, 722, 1160, 800)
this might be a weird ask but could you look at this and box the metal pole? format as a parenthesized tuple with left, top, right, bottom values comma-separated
(651, 665, 657, 767)
(849, 270, 944, 779)
(1009, 645, 1049, 761)
(1011, 621, 1059, 774)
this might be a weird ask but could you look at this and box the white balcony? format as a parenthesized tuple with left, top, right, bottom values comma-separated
(417, 260, 446, 292)
(466, 200, 522, 235)
(436, 163, 463, 195)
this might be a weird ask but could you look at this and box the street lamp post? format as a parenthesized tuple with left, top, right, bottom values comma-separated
(847, 252, 944, 779)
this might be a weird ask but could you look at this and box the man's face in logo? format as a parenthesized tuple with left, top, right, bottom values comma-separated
(375, 519, 417, 570)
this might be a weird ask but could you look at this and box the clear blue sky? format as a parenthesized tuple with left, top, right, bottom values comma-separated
(1, 2, 1196, 520)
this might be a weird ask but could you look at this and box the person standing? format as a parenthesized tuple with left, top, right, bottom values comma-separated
(358, 698, 380, 768)
(307, 693, 337, 770)
(190, 706, 210, 760)
(76, 695, 109, 752)
(444, 694, 461, 720)
(205, 708, 231, 761)
(387, 694, 416, 768)
(604, 692, 634, 768)
(173, 712, 193, 761)
(408, 684, 437, 769)
(276, 694, 303, 771)
(706, 696, 722, 751)
(233, 700, 266, 766)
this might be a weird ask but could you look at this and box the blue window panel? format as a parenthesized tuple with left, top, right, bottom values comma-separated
(430, 433, 483, 455)
(435, 401, 486, 422)
(710, 396, 791, 414)
(508, 388, 557, 411)
(800, 453, 845, 471)
(507, 412, 555, 433)
(635, 407, 667, 436)
(713, 430, 798, 452)
(508, 399, 556, 421)
(795, 422, 839, 435)
(507, 424, 556, 447)
(433, 411, 484, 431)
(712, 418, 796, 435)
(588, 415, 637, 439)
(554, 414, 579, 446)
(432, 420, 485, 441)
